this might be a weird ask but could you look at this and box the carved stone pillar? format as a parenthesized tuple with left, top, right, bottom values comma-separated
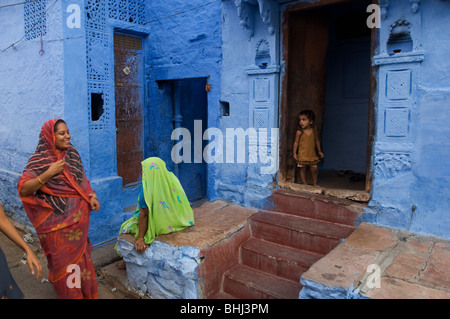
(244, 64, 279, 207)
(371, 1, 424, 214)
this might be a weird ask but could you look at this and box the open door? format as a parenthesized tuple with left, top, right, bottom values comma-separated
(283, 10, 330, 184)
(279, 0, 374, 200)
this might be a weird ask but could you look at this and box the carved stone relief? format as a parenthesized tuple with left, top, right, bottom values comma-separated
(374, 152, 411, 179)
(233, 0, 275, 38)
(384, 108, 410, 137)
(379, 0, 422, 18)
(386, 69, 412, 101)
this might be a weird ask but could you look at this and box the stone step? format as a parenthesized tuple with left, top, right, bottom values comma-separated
(212, 292, 238, 299)
(250, 211, 355, 255)
(241, 237, 324, 282)
(270, 189, 364, 226)
(223, 264, 301, 299)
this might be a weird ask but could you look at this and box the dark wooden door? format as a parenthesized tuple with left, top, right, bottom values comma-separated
(114, 34, 144, 186)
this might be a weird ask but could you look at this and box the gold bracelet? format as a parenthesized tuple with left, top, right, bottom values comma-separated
(37, 176, 45, 185)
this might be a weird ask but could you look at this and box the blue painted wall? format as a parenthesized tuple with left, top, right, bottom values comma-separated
(219, 0, 280, 207)
(145, 0, 223, 201)
(0, 0, 65, 226)
(363, 0, 450, 239)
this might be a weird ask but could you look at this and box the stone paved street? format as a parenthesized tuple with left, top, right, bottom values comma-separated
(0, 219, 140, 299)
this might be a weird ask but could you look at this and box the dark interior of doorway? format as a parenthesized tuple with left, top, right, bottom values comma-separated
(280, 0, 373, 201)
(173, 78, 208, 202)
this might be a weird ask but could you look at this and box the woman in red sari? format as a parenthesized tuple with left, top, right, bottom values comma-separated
(18, 119, 100, 299)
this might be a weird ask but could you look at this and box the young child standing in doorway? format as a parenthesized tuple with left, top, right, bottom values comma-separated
(293, 110, 324, 187)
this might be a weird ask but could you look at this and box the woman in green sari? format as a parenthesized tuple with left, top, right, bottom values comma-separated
(119, 157, 194, 253)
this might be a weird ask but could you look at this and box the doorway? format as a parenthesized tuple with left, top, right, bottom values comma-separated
(279, 0, 375, 200)
(114, 33, 144, 186)
(171, 78, 209, 202)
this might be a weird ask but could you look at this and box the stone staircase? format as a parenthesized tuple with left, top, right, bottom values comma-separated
(215, 189, 365, 299)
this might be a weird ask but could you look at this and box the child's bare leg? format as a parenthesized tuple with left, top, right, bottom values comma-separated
(310, 165, 318, 186)
(300, 166, 307, 185)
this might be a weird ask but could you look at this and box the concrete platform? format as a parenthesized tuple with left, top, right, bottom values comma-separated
(300, 222, 450, 299)
(117, 200, 258, 298)
(153, 200, 257, 250)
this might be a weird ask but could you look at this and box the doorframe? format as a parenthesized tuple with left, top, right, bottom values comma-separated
(278, 0, 377, 199)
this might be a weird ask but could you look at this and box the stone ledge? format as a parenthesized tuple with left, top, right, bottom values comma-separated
(300, 223, 450, 299)
(117, 200, 257, 299)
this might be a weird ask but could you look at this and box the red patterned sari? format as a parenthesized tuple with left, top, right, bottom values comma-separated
(18, 119, 98, 299)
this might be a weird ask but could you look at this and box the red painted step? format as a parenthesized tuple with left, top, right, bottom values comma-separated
(212, 292, 238, 299)
(241, 237, 323, 282)
(223, 264, 301, 299)
(250, 211, 355, 254)
(270, 189, 364, 226)
(213, 193, 360, 299)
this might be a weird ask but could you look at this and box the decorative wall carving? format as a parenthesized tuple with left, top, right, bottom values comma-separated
(379, 0, 389, 20)
(409, 0, 420, 13)
(24, 0, 47, 40)
(253, 108, 268, 128)
(384, 108, 410, 137)
(255, 39, 270, 68)
(373, 2, 421, 184)
(379, 0, 422, 18)
(257, 0, 274, 35)
(233, 0, 274, 38)
(374, 152, 411, 178)
(234, 0, 256, 37)
(386, 69, 412, 101)
(253, 78, 270, 102)
(108, 0, 145, 24)
(85, 0, 110, 130)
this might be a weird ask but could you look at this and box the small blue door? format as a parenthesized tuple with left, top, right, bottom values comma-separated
(174, 78, 208, 202)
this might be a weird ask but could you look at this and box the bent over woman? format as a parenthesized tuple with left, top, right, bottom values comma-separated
(18, 119, 100, 299)
(119, 157, 194, 254)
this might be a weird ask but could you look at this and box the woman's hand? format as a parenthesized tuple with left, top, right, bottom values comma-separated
(25, 248, 42, 280)
(89, 196, 100, 212)
(19, 160, 66, 197)
(0, 204, 42, 280)
(47, 159, 66, 176)
(134, 238, 148, 254)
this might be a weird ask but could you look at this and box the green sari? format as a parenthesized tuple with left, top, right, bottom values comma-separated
(119, 157, 194, 245)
